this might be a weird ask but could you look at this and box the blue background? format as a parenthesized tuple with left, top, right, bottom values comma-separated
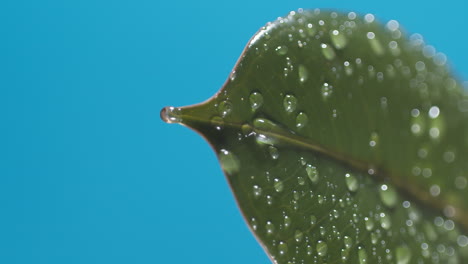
(1, 0, 467, 263)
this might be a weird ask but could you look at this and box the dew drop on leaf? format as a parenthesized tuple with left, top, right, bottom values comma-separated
(296, 112, 308, 128)
(345, 173, 359, 192)
(298, 64, 308, 83)
(306, 164, 319, 184)
(395, 246, 411, 264)
(330, 29, 348, 49)
(321, 43, 336, 60)
(316, 240, 328, 256)
(379, 184, 398, 208)
(218, 149, 240, 175)
(283, 94, 298, 113)
(275, 45, 288, 56)
(274, 178, 284, 192)
(249, 92, 264, 111)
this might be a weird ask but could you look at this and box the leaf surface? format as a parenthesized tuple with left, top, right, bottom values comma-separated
(162, 9, 468, 263)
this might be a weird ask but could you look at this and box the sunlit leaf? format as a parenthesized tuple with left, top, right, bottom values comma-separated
(161, 9, 468, 263)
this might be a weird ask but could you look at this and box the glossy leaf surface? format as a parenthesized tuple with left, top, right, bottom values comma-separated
(162, 9, 468, 263)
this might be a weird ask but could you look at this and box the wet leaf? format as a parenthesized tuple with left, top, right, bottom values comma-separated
(161, 9, 468, 263)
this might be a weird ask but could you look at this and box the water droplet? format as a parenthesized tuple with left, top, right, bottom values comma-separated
(345, 173, 358, 192)
(275, 45, 288, 55)
(310, 215, 317, 226)
(344, 61, 353, 76)
(379, 184, 397, 208)
(283, 94, 298, 113)
(296, 112, 308, 128)
(395, 246, 412, 264)
(218, 149, 240, 176)
(160, 106, 182, 123)
(358, 246, 368, 264)
(297, 176, 305, 185)
(321, 43, 336, 60)
(380, 212, 392, 230)
(269, 146, 280, 160)
(284, 215, 291, 228)
(274, 178, 284, 192)
(306, 165, 319, 184)
(298, 64, 308, 83)
(253, 185, 262, 198)
(294, 230, 304, 243)
(367, 32, 384, 56)
(344, 236, 353, 248)
(410, 108, 425, 136)
(249, 92, 264, 111)
(364, 13, 375, 23)
(252, 118, 282, 145)
(266, 221, 275, 235)
(369, 132, 379, 148)
(218, 100, 232, 117)
(210, 116, 224, 130)
(429, 184, 440, 197)
(277, 241, 288, 255)
(428, 106, 440, 119)
(364, 217, 374, 231)
(316, 240, 328, 256)
(321, 82, 333, 99)
(330, 29, 348, 49)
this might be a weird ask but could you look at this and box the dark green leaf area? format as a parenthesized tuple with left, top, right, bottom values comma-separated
(218, 132, 467, 263)
(162, 9, 468, 264)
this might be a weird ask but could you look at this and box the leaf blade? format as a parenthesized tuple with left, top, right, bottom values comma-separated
(163, 9, 468, 263)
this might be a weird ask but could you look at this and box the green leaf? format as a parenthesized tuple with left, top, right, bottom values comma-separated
(161, 9, 468, 263)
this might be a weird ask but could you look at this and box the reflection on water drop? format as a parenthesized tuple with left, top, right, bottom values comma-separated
(395, 246, 411, 264)
(306, 165, 319, 183)
(296, 112, 309, 128)
(316, 240, 328, 256)
(367, 32, 384, 56)
(379, 184, 397, 208)
(210, 116, 224, 130)
(364, 217, 374, 231)
(275, 45, 288, 55)
(253, 185, 262, 198)
(274, 178, 284, 192)
(218, 149, 240, 175)
(330, 29, 348, 49)
(358, 246, 368, 264)
(345, 173, 358, 192)
(249, 92, 264, 111)
(266, 221, 275, 235)
(321, 82, 333, 99)
(269, 146, 280, 160)
(321, 43, 336, 60)
(218, 100, 232, 117)
(380, 212, 392, 230)
(278, 241, 288, 255)
(283, 94, 298, 113)
(298, 64, 309, 83)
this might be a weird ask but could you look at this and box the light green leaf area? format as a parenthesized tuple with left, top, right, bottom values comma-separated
(161, 9, 468, 264)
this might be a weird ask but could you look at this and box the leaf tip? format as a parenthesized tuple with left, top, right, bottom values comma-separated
(160, 106, 182, 124)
